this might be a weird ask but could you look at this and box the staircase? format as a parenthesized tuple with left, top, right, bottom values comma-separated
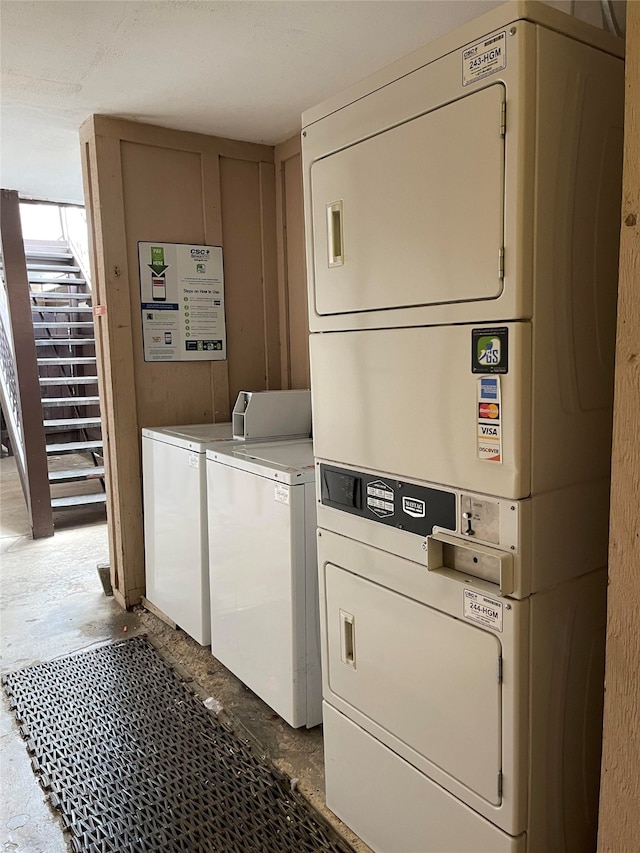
(26, 239, 106, 514)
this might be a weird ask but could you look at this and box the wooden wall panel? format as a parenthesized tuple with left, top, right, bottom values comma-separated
(220, 156, 268, 405)
(275, 135, 310, 390)
(80, 115, 277, 606)
(598, 3, 640, 849)
(259, 162, 281, 390)
(284, 153, 310, 389)
(121, 142, 214, 427)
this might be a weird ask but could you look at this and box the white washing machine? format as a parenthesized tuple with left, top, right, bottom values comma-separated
(143, 422, 234, 645)
(206, 440, 321, 728)
(143, 389, 312, 645)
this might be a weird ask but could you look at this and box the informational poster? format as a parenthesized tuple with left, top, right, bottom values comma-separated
(138, 242, 226, 362)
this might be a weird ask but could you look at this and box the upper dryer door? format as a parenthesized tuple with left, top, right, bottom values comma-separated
(311, 85, 505, 316)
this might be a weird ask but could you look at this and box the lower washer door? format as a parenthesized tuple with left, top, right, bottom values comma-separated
(324, 562, 502, 805)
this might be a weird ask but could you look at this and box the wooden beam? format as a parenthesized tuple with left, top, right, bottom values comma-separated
(201, 151, 231, 422)
(79, 122, 143, 606)
(81, 138, 119, 593)
(275, 135, 310, 390)
(259, 161, 281, 390)
(0, 189, 53, 538)
(91, 114, 274, 164)
(274, 137, 298, 388)
(598, 3, 640, 850)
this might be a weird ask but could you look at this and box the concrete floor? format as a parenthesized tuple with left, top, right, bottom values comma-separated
(0, 456, 370, 853)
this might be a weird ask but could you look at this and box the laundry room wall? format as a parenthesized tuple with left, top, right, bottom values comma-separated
(275, 134, 310, 390)
(81, 115, 285, 608)
(598, 2, 640, 849)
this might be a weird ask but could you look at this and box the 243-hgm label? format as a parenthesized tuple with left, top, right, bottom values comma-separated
(462, 32, 507, 86)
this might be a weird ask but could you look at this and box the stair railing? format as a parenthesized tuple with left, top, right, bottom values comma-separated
(0, 189, 54, 538)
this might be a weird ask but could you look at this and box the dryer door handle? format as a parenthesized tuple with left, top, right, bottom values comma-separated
(339, 609, 356, 668)
(327, 201, 344, 267)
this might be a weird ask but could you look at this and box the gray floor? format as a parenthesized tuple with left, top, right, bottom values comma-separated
(0, 456, 368, 853)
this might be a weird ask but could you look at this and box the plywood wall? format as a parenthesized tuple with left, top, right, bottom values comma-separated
(275, 135, 310, 389)
(81, 116, 281, 607)
(597, 3, 640, 849)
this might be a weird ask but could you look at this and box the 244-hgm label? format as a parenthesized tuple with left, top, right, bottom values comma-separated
(463, 589, 503, 632)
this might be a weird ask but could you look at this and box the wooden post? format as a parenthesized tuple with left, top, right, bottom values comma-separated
(597, 4, 640, 850)
(0, 189, 53, 538)
(259, 161, 282, 390)
(275, 135, 310, 390)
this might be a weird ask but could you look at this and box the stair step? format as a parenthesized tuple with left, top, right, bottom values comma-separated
(26, 263, 81, 274)
(51, 493, 107, 510)
(24, 252, 74, 262)
(30, 291, 91, 301)
(41, 396, 101, 407)
(40, 376, 98, 387)
(43, 417, 101, 429)
(32, 305, 93, 314)
(48, 466, 105, 483)
(29, 275, 87, 285)
(46, 440, 103, 454)
(33, 321, 94, 328)
(35, 338, 95, 347)
(37, 357, 96, 365)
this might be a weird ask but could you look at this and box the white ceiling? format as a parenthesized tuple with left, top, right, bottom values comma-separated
(0, 0, 625, 205)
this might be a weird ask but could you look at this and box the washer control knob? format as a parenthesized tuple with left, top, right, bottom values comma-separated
(462, 511, 474, 536)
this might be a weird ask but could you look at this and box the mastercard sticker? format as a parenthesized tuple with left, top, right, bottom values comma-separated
(478, 402, 500, 420)
(477, 377, 502, 463)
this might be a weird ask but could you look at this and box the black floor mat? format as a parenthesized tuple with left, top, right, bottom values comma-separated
(2, 636, 354, 853)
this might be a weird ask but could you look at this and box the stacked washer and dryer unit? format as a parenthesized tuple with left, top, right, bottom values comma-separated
(302, 3, 623, 852)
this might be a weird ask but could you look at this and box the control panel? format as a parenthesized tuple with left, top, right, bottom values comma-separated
(320, 464, 456, 537)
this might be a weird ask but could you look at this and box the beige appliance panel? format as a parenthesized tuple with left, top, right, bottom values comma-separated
(311, 85, 505, 316)
(318, 530, 528, 836)
(325, 563, 502, 805)
(318, 529, 607, 852)
(323, 703, 525, 853)
(303, 12, 623, 335)
(310, 323, 531, 500)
